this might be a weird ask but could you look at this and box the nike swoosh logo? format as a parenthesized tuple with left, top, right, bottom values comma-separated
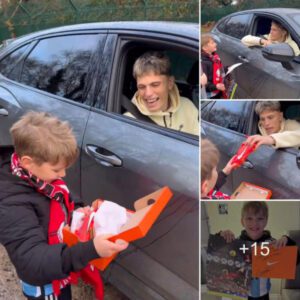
(266, 261, 278, 266)
(237, 148, 247, 160)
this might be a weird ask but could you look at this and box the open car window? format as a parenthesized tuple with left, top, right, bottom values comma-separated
(119, 46, 199, 137)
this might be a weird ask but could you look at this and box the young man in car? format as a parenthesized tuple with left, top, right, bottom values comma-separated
(124, 51, 199, 136)
(246, 101, 300, 149)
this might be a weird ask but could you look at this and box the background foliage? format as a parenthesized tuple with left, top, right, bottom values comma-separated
(202, 0, 300, 24)
(0, 0, 198, 41)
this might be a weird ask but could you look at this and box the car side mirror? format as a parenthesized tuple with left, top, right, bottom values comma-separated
(262, 43, 295, 70)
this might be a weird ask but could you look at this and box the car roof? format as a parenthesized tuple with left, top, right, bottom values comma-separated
(232, 8, 300, 15)
(6, 21, 198, 48)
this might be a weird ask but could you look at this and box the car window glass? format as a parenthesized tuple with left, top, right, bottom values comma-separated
(202, 101, 247, 133)
(216, 18, 228, 33)
(221, 14, 251, 39)
(20, 34, 101, 103)
(0, 44, 30, 79)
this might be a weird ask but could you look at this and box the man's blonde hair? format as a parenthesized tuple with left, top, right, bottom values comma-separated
(201, 139, 220, 183)
(271, 21, 288, 42)
(241, 201, 269, 219)
(10, 111, 78, 166)
(255, 101, 281, 115)
(133, 51, 171, 79)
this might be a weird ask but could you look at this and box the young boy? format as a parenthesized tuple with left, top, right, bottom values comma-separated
(220, 201, 296, 300)
(201, 34, 227, 99)
(201, 139, 238, 199)
(0, 112, 128, 300)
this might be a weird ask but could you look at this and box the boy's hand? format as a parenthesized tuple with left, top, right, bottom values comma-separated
(216, 83, 225, 91)
(272, 236, 288, 249)
(93, 234, 128, 257)
(76, 206, 91, 216)
(222, 157, 240, 175)
(245, 135, 275, 149)
(201, 73, 207, 86)
(91, 199, 102, 211)
(220, 230, 235, 243)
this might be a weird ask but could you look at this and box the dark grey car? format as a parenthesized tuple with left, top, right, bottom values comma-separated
(211, 8, 300, 99)
(201, 100, 300, 199)
(0, 22, 199, 300)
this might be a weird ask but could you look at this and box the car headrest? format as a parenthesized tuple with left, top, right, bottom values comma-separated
(187, 60, 199, 86)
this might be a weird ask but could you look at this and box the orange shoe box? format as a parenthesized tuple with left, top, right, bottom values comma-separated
(63, 186, 173, 270)
(252, 245, 298, 279)
(231, 182, 272, 199)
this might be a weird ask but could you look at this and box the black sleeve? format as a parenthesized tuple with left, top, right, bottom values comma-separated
(215, 171, 228, 191)
(201, 58, 217, 92)
(0, 197, 100, 286)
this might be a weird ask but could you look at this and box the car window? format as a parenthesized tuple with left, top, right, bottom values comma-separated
(201, 101, 248, 133)
(0, 44, 30, 79)
(218, 14, 251, 39)
(20, 34, 103, 103)
(120, 47, 199, 136)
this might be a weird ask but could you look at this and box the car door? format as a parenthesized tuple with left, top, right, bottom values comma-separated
(0, 33, 106, 196)
(201, 101, 300, 199)
(212, 13, 300, 99)
(81, 31, 199, 300)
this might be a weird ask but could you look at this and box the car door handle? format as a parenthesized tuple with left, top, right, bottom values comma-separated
(85, 145, 122, 167)
(242, 160, 253, 169)
(237, 55, 249, 63)
(0, 108, 8, 116)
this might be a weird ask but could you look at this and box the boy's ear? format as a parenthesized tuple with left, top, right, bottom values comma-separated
(201, 180, 208, 197)
(19, 156, 34, 169)
(240, 218, 244, 227)
(168, 76, 175, 90)
(279, 111, 283, 121)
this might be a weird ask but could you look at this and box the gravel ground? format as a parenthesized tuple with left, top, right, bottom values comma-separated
(0, 245, 127, 300)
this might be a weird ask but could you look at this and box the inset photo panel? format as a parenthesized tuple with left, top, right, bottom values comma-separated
(201, 100, 300, 200)
(201, 201, 300, 300)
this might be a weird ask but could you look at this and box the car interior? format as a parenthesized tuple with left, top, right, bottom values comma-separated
(120, 44, 199, 119)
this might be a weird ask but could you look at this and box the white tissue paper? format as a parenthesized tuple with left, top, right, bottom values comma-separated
(70, 210, 85, 233)
(94, 200, 128, 236)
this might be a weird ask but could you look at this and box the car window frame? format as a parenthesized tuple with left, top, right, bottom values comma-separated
(102, 31, 199, 143)
(250, 13, 300, 48)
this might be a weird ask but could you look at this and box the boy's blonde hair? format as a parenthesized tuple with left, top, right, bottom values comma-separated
(201, 139, 219, 183)
(241, 201, 269, 219)
(10, 111, 78, 166)
(201, 34, 214, 49)
(133, 51, 171, 79)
